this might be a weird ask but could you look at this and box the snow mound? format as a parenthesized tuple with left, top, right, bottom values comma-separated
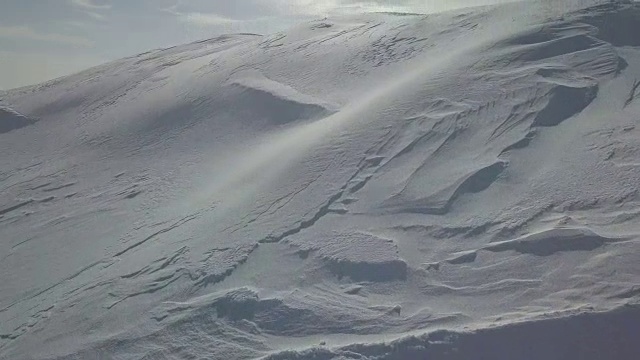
(291, 232, 408, 281)
(0, 106, 35, 134)
(386, 160, 508, 215)
(226, 72, 337, 125)
(485, 227, 625, 256)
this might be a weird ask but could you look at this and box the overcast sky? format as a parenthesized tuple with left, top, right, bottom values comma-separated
(0, 0, 520, 90)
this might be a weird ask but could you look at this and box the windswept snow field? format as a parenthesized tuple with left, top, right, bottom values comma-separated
(2, 1, 640, 359)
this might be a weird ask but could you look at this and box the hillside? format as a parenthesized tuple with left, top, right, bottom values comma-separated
(1, 1, 640, 359)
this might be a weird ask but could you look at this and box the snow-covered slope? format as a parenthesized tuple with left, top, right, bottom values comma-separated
(2, 1, 640, 359)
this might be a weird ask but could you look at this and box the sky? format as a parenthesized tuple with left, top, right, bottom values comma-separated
(0, 0, 520, 90)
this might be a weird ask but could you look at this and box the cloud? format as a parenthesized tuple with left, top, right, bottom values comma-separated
(0, 26, 93, 47)
(70, 0, 112, 10)
(70, 0, 111, 20)
(334, 0, 526, 14)
(252, 0, 416, 19)
(159, 0, 423, 33)
(0, 50, 104, 90)
(64, 21, 89, 28)
(86, 11, 106, 20)
(162, 3, 240, 28)
(180, 12, 238, 27)
(263, 0, 515, 18)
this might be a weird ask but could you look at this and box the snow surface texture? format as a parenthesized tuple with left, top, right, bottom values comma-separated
(1, 1, 640, 359)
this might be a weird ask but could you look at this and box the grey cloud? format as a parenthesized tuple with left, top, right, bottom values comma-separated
(70, 0, 112, 10)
